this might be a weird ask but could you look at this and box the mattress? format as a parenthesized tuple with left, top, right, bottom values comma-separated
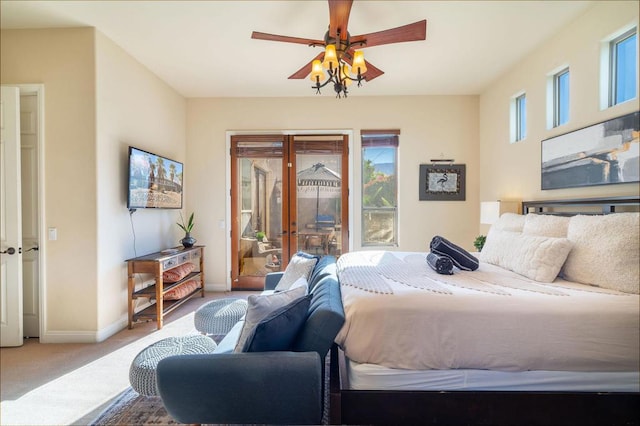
(347, 360, 640, 392)
(335, 251, 640, 374)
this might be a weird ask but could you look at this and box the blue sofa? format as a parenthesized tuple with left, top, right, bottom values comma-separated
(156, 255, 345, 425)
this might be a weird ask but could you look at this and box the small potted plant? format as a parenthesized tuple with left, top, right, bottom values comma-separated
(473, 235, 486, 252)
(255, 231, 266, 242)
(177, 212, 196, 248)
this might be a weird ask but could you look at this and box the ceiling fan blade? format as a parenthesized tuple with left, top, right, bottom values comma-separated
(288, 52, 325, 79)
(351, 19, 427, 48)
(362, 60, 384, 81)
(251, 31, 323, 46)
(328, 0, 353, 40)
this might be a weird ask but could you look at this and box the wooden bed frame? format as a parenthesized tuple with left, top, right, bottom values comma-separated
(330, 196, 640, 426)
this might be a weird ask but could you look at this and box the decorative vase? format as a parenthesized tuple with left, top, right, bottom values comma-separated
(180, 232, 196, 248)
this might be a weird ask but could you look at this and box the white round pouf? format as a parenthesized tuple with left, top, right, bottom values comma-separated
(194, 298, 248, 336)
(129, 335, 217, 396)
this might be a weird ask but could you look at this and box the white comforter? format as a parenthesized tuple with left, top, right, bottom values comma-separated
(334, 251, 640, 372)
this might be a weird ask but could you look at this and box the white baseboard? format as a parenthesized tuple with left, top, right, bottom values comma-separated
(205, 282, 229, 292)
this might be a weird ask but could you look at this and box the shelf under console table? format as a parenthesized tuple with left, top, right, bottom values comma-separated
(126, 245, 205, 330)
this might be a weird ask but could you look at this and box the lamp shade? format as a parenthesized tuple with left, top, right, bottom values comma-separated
(480, 201, 501, 225)
(322, 44, 339, 70)
(340, 64, 352, 86)
(310, 59, 325, 82)
(351, 50, 367, 75)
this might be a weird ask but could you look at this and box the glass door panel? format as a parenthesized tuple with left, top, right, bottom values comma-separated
(293, 136, 346, 257)
(231, 137, 286, 289)
(231, 134, 349, 290)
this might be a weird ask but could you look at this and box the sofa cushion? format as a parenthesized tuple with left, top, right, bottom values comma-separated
(242, 295, 312, 352)
(234, 286, 307, 352)
(275, 252, 319, 291)
(307, 255, 337, 292)
(562, 213, 639, 294)
(292, 275, 345, 358)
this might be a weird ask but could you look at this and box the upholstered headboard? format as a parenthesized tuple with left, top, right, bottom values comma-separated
(522, 196, 640, 216)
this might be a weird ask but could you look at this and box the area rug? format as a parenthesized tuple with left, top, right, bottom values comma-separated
(90, 387, 180, 425)
(91, 360, 330, 425)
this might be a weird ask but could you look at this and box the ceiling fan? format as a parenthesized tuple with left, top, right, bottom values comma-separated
(251, 0, 427, 97)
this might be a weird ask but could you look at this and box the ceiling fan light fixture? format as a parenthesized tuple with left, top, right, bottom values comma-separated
(340, 64, 352, 86)
(310, 59, 326, 82)
(322, 44, 339, 70)
(351, 50, 367, 76)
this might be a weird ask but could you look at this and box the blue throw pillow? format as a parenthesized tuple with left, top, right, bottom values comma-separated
(243, 294, 311, 352)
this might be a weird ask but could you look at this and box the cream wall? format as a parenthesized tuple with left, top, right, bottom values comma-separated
(186, 96, 479, 287)
(1, 28, 99, 338)
(1, 28, 187, 342)
(95, 32, 187, 335)
(479, 0, 639, 235)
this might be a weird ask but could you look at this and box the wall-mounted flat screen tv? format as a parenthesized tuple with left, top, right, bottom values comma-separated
(127, 146, 183, 209)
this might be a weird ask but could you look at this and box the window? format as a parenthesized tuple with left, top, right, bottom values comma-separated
(554, 68, 570, 127)
(610, 29, 637, 106)
(510, 93, 526, 143)
(361, 130, 398, 246)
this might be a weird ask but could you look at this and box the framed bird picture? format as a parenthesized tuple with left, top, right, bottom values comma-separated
(419, 164, 466, 201)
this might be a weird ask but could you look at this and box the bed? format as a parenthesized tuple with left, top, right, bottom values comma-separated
(330, 196, 640, 425)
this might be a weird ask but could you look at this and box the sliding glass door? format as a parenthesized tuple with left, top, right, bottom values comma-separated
(230, 134, 348, 290)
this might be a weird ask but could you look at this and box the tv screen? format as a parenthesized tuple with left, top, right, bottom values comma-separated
(127, 146, 183, 209)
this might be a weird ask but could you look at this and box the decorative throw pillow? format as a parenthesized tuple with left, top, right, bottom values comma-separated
(274, 252, 319, 291)
(480, 230, 573, 282)
(163, 280, 201, 300)
(288, 276, 309, 294)
(522, 214, 571, 238)
(430, 236, 479, 271)
(163, 263, 195, 283)
(242, 294, 312, 352)
(491, 213, 526, 232)
(562, 213, 639, 294)
(234, 285, 307, 352)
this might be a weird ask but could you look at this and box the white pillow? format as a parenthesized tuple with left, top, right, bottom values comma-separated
(491, 213, 525, 232)
(234, 285, 307, 352)
(274, 252, 318, 291)
(522, 214, 570, 238)
(288, 276, 309, 294)
(562, 213, 639, 294)
(480, 230, 573, 282)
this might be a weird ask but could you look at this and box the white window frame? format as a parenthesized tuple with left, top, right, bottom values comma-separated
(600, 25, 638, 110)
(553, 68, 570, 127)
(545, 65, 570, 129)
(510, 92, 526, 143)
(361, 131, 399, 247)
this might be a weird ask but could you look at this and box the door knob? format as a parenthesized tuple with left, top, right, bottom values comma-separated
(1, 247, 16, 255)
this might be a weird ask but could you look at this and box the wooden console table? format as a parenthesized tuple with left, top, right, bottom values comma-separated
(127, 246, 205, 330)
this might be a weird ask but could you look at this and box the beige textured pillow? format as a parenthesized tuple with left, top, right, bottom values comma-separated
(562, 213, 639, 294)
(274, 253, 318, 291)
(480, 230, 573, 282)
(491, 213, 525, 232)
(523, 214, 570, 238)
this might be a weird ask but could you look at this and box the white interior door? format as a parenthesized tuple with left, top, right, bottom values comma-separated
(20, 93, 40, 338)
(1, 86, 24, 347)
